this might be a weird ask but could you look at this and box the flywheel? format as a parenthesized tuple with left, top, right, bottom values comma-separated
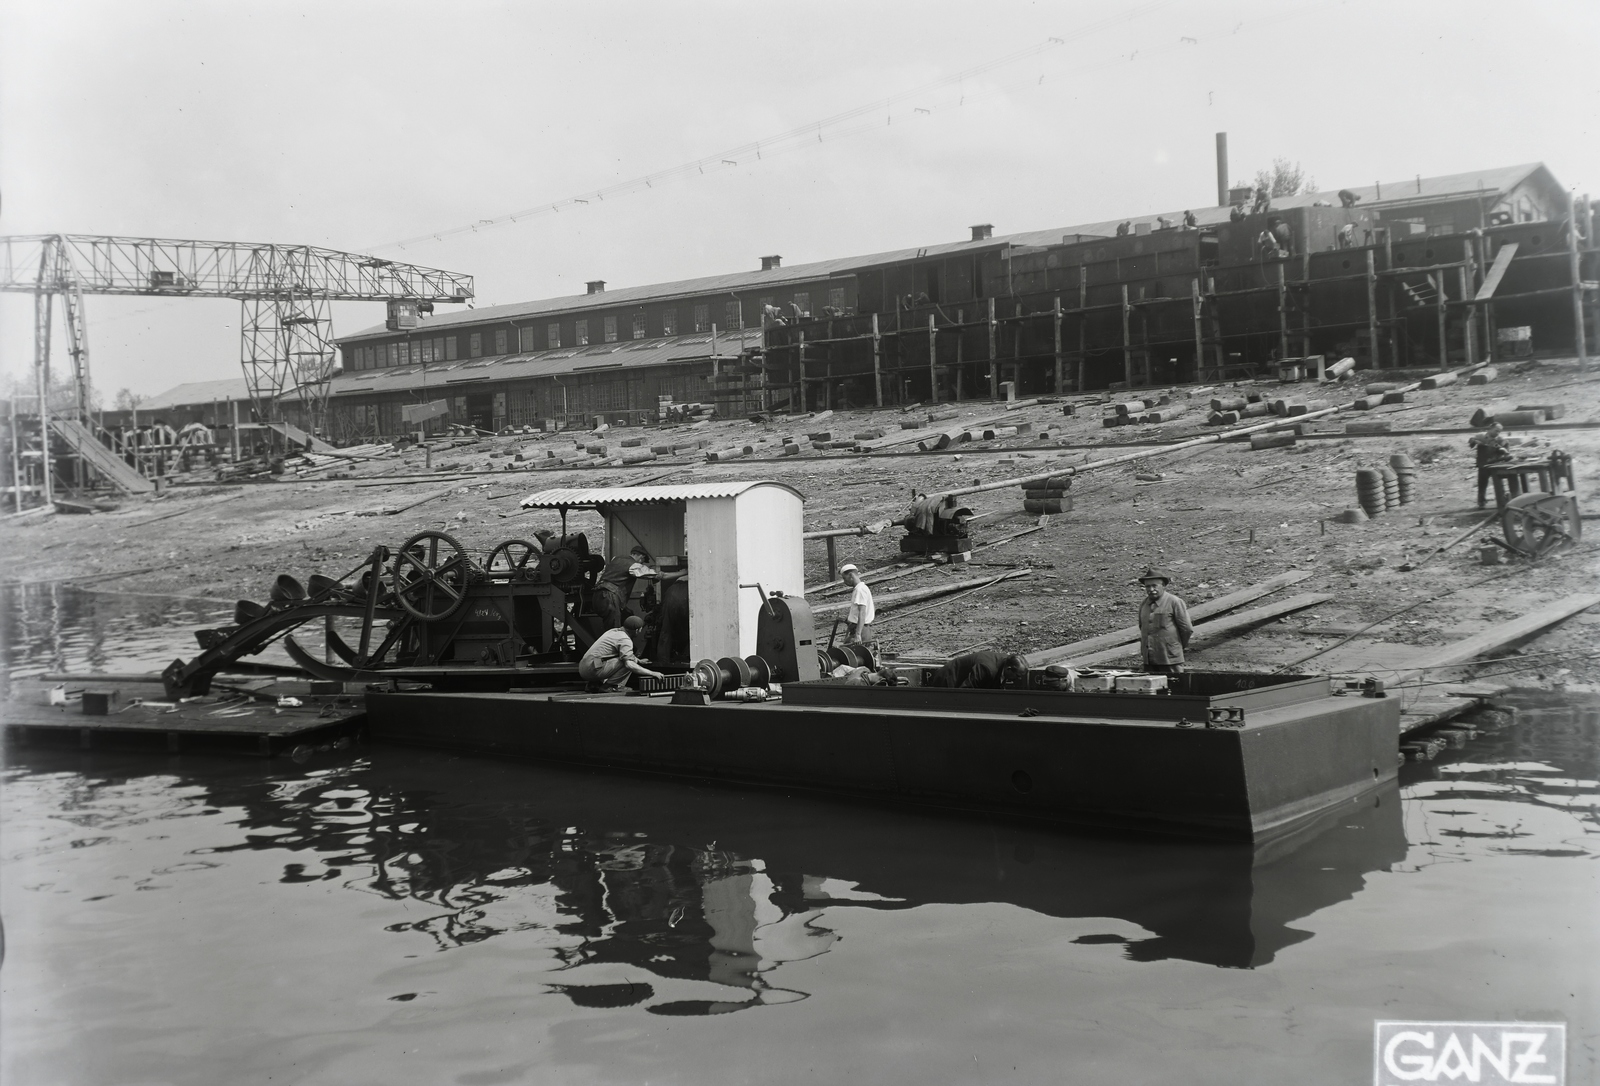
(1500, 493, 1582, 557)
(391, 530, 474, 621)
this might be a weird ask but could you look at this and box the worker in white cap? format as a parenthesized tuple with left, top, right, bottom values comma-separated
(839, 564, 875, 646)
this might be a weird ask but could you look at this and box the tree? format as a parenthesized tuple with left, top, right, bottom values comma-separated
(114, 388, 146, 412)
(1251, 158, 1316, 198)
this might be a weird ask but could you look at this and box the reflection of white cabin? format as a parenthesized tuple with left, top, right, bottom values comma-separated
(518, 482, 805, 660)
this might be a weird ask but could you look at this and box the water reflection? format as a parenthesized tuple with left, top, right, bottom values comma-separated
(6, 738, 1420, 1020)
(1, 582, 234, 682)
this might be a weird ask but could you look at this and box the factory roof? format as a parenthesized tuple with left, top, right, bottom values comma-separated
(335, 161, 1553, 345)
(139, 378, 253, 411)
(520, 481, 804, 508)
(289, 329, 754, 401)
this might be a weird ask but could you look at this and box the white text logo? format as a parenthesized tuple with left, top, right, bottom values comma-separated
(1376, 1021, 1565, 1085)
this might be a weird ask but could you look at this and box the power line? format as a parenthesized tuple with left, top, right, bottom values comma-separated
(365, 1, 1180, 253)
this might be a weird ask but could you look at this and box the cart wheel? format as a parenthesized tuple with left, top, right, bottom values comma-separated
(485, 539, 541, 579)
(391, 530, 473, 621)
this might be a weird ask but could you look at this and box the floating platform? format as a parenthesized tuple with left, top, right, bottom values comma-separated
(366, 670, 1400, 842)
(1, 676, 365, 757)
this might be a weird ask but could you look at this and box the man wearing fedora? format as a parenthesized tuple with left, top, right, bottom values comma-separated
(1137, 567, 1193, 674)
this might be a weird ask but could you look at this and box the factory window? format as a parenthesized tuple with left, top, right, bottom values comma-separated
(576, 319, 589, 346)
(445, 336, 458, 361)
(470, 333, 483, 358)
(661, 309, 677, 335)
(793, 292, 810, 317)
(724, 300, 742, 330)
(388, 343, 399, 367)
(421, 339, 435, 364)
(495, 329, 508, 355)
(604, 315, 618, 342)
(547, 323, 561, 349)
(828, 287, 846, 311)
(693, 304, 709, 332)
(632, 315, 646, 340)
(519, 326, 537, 353)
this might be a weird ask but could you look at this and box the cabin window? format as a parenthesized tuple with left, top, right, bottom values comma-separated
(604, 315, 618, 342)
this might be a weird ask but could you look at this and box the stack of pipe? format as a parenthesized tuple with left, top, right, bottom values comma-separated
(1390, 453, 1417, 504)
(1021, 474, 1072, 514)
(1355, 469, 1385, 516)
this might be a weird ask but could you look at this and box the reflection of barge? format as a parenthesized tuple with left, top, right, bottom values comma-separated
(161, 481, 1399, 842)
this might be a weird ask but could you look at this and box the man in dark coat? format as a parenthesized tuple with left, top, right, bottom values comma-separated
(1137, 567, 1193, 674)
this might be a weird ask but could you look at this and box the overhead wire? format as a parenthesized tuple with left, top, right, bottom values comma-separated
(363, 1, 1194, 253)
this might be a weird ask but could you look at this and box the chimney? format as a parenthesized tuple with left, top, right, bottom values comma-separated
(1215, 132, 1229, 207)
(586, 280, 605, 295)
(760, 255, 782, 270)
(970, 223, 994, 241)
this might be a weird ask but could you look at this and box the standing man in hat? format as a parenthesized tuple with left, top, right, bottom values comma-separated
(839, 564, 876, 646)
(1137, 567, 1193, 674)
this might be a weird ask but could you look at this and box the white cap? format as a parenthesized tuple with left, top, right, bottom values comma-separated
(839, 563, 859, 575)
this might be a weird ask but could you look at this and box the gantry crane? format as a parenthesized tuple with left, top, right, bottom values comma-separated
(0, 234, 472, 500)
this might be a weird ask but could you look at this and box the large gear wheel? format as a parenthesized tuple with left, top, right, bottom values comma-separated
(391, 530, 474, 621)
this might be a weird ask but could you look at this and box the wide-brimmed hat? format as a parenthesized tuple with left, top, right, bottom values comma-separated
(1138, 567, 1171, 584)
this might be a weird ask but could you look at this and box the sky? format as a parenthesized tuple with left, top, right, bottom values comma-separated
(2, 0, 1596, 401)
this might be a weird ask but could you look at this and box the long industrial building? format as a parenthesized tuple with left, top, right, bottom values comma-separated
(305, 161, 1590, 440)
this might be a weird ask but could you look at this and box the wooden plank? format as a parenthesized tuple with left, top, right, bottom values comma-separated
(1403, 594, 1600, 670)
(1063, 593, 1334, 667)
(1473, 241, 1519, 301)
(1018, 569, 1314, 668)
(810, 570, 1031, 618)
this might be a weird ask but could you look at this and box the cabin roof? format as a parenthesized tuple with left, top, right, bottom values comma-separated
(519, 481, 804, 509)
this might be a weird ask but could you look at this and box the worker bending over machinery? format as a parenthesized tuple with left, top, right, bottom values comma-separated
(579, 615, 665, 692)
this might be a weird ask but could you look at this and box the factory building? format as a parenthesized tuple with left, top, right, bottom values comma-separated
(316, 161, 1584, 440)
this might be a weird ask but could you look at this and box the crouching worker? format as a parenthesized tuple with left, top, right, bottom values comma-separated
(579, 615, 665, 692)
(1137, 567, 1192, 674)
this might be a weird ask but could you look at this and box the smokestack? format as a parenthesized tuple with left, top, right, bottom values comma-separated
(1215, 132, 1229, 208)
(586, 280, 605, 295)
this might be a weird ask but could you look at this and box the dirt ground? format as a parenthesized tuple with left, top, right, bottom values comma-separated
(8, 358, 1600, 690)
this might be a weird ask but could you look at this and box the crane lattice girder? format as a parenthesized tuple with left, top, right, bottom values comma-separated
(0, 234, 473, 302)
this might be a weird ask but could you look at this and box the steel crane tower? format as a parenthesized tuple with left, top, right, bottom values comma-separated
(1, 233, 473, 451)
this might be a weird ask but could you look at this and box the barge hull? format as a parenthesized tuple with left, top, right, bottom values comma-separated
(366, 688, 1399, 842)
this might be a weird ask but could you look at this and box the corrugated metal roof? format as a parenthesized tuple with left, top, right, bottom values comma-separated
(139, 378, 253, 410)
(520, 481, 804, 508)
(306, 330, 752, 401)
(336, 162, 1551, 346)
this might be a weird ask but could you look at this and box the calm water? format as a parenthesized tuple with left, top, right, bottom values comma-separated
(2, 586, 1597, 1085)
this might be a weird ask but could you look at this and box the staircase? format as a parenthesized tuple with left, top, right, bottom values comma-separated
(51, 418, 156, 494)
